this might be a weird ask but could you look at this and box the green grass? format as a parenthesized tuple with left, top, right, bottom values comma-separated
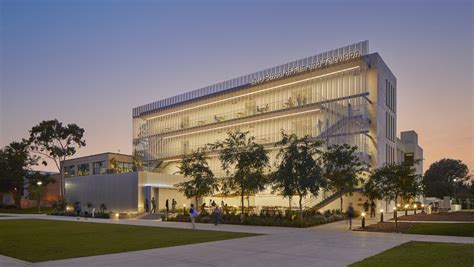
(0, 219, 256, 262)
(350, 241, 474, 267)
(408, 223, 474, 237)
(0, 207, 53, 214)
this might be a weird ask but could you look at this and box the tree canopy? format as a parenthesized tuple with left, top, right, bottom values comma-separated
(175, 149, 218, 209)
(423, 158, 470, 198)
(29, 119, 86, 198)
(322, 143, 364, 211)
(272, 132, 325, 221)
(210, 130, 269, 216)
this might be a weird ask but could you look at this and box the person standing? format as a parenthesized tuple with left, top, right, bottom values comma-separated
(370, 200, 376, 218)
(363, 200, 369, 214)
(144, 198, 150, 213)
(347, 203, 355, 230)
(172, 199, 176, 212)
(75, 202, 81, 220)
(165, 199, 169, 213)
(213, 206, 222, 226)
(189, 204, 198, 229)
(151, 197, 156, 214)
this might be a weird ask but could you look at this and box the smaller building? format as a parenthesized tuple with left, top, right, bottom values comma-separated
(63, 153, 188, 213)
(63, 152, 134, 177)
(396, 130, 423, 176)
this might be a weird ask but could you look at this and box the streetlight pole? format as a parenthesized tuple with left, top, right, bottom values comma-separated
(36, 181, 42, 213)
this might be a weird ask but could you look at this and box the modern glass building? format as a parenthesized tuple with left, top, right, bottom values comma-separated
(133, 41, 398, 177)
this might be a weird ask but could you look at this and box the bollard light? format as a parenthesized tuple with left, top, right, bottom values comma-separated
(404, 204, 409, 216)
(413, 204, 417, 215)
(115, 213, 119, 219)
(361, 212, 366, 228)
(421, 204, 425, 213)
(393, 207, 398, 228)
(380, 209, 384, 222)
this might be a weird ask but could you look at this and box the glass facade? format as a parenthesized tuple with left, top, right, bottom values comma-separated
(134, 56, 373, 176)
(64, 165, 76, 177)
(77, 163, 90, 176)
(93, 161, 106, 175)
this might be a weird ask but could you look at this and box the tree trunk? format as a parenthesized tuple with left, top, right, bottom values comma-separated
(59, 161, 65, 199)
(195, 196, 199, 211)
(298, 194, 303, 221)
(340, 196, 343, 212)
(240, 191, 245, 222)
(289, 196, 292, 213)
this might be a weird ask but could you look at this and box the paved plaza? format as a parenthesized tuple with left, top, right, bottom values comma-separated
(1, 214, 473, 267)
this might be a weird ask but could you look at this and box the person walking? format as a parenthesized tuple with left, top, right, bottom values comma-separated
(91, 207, 96, 218)
(363, 200, 369, 214)
(150, 197, 156, 214)
(172, 199, 176, 212)
(370, 200, 376, 218)
(75, 202, 81, 220)
(189, 204, 199, 229)
(165, 199, 169, 213)
(347, 203, 355, 230)
(213, 206, 222, 226)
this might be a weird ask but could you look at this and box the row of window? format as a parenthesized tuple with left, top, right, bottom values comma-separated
(386, 144, 395, 164)
(385, 79, 396, 112)
(64, 161, 133, 177)
(385, 111, 395, 142)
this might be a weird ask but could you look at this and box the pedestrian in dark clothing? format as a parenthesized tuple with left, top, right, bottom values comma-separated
(165, 199, 169, 213)
(150, 197, 156, 214)
(347, 203, 355, 230)
(145, 198, 150, 213)
(370, 201, 376, 218)
(75, 203, 81, 220)
(363, 200, 369, 213)
(213, 206, 222, 226)
(189, 204, 198, 229)
(211, 200, 216, 207)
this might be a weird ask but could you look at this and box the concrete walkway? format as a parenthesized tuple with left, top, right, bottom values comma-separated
(1, 214, 474, 267)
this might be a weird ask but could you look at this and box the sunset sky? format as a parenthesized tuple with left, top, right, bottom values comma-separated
(1, 0, 473, 174)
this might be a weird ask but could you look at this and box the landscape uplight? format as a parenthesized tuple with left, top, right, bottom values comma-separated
(115, 213, 119, 219)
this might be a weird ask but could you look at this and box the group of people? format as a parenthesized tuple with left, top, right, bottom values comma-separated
(74, 202, 96, 220)
(144, 197, 178, 214)
(189, 202, 222, 229)
(346, 200, 377, 230)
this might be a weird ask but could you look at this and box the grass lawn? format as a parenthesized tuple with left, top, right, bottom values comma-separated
(408, 223, 474, 237)
(0, 206, 53, 214)
(0, 219, 256, 262)
(350, 241, 474, 267)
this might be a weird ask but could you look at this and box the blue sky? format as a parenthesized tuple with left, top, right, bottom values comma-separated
(1, 0, 473, 172)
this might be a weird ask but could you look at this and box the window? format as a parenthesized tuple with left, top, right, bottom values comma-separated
(93, 161, 106, 175)
(64, 165, 76, 177)
(404, 153, 415, 166)
(116, 162, 134, 173)
(77, 163, 90, 176)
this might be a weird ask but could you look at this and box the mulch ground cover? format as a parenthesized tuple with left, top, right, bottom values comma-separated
(397, 211, 474, 221)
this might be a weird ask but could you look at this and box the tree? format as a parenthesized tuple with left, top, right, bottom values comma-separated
(272, 132, 326, 221)
(0, 140, 38, 207)
(27, 171, 55, 212)
(322, 144, 364, 211)
(175, 149, 219, 210)
(423, 158, 470, 198)
(210, 130, 269, 217)
(364, 162, 423, 210)
(29, 119, 86, 198)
